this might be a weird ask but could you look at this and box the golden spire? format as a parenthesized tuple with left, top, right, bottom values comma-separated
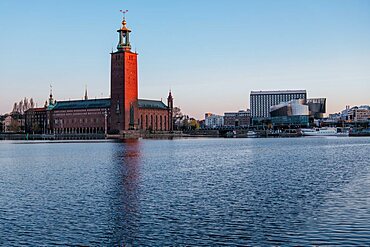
(121, 19, 130, 31)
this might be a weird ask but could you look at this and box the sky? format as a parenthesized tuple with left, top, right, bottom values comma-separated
(0, 0, 369, 119)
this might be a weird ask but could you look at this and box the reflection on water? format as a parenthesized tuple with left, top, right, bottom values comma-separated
(0, 137, 369, 245)
(111, 139, 141, 246)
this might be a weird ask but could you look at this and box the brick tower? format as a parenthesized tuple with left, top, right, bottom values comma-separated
(110, 16, 138, 132)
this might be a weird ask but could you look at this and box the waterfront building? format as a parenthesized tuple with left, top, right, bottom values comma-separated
(328, 105, 370, 123)
(307, 98, 326, 119)
(250, 90, 307, 118)
(3, 114, 22, 132)
(345, 105, 370, 122)
(224, 110, 251, 127)
(204, 113, 224, 128)
(270, 99, 309, 117)
(47, 98, 110, 135)
(270, 99, 309, 126)
(24, 107, 47, 134)
(109, 16, 173, 133)
(24, 16, 173, 135)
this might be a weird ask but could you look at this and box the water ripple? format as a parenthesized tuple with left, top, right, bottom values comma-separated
(0, 137, 369, 245)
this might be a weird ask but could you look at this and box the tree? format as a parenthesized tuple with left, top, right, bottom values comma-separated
(31, 123, 41, 134)
(189, 118, 200, 130)
(172, 107, 183, 130)
(23, 97, 29, 112)
(173, 107, 183, 119)
(9, 118, 20, 132)
(18, 100, 23, 114)
(30, 98, 35, 109)
(12, 103, 18, 113)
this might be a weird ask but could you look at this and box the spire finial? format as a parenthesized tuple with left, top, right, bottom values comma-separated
(84, 84, 88, 100)
(120, 9, 128, 28)
(120, 9, 128, 20)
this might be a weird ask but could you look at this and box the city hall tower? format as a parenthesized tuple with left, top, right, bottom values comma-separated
(110, 16, 138, 132)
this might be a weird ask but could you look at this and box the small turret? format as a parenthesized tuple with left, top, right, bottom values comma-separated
(117, 10, 132, 51)
(48, 85, 54, 106)
(167, 90, 173, 109)
(167, 90, 174, 131)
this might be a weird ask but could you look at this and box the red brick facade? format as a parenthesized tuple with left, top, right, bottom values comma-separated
(138, 108, 169, 131)
(110, 51, 138, 132)
(47, 100, 110, 134)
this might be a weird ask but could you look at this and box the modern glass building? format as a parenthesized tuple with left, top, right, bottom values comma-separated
(250, 90, 307, 118)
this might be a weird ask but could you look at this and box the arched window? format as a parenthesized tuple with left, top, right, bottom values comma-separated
(146, 115, 148, 129)
(160, 115, 163, 130)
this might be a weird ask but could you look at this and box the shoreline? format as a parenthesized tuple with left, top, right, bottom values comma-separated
(1, 132, 369, 141)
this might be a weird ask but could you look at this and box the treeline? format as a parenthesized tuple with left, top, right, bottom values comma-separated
(12, 97, 35, 114)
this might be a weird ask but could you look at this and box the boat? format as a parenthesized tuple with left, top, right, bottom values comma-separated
(246, 131, 258, 138)
(300, 127, 348, 137)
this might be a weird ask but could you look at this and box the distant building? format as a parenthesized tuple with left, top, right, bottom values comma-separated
(224, 110, 251, 127)
(327, 105, 370, 124)
(3, 114, 23, 133)
(47, 98, 110, 135)
(347, 105, 370, 122)
(270, 99, 309, 126)
(328, 113, 341, 121)
(307, 98, 326, 119)
(24, 107, 47, 134)
(205, 113, 224, 128)
(250, 90, 307, 118)
(270, 99, 309, 117)
(3, 115, 13, 132)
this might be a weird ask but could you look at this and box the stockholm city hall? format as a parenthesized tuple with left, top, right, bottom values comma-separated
(110, 16, 173, 132)
(25, 16, 174, 135)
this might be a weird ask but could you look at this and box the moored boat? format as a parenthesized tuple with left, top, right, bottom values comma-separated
(246, 131, 258, 138)
(300, 127, 348, 136)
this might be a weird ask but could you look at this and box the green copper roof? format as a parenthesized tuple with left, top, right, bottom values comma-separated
(46, 98, 167, 111)
(138, 99, 168, 110)
(49, 98, 111, 110)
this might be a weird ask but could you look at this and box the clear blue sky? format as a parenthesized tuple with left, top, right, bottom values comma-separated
(1, 0, 369, 119)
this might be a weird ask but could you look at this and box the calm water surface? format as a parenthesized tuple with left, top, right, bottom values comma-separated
(0, 137, 369, 246)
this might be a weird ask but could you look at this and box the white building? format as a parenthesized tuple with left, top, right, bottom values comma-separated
(204, 113, 224, 128)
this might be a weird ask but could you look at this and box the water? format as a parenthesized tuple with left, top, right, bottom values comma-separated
(0, 137, 369, 246)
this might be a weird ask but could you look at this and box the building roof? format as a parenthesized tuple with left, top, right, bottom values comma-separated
(46, 98, 168, 111)
(138, 99, 168, 110)
(48, 98, 111, 110)
(27, 107, 46, 112)
(250, 90, 307, 95)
